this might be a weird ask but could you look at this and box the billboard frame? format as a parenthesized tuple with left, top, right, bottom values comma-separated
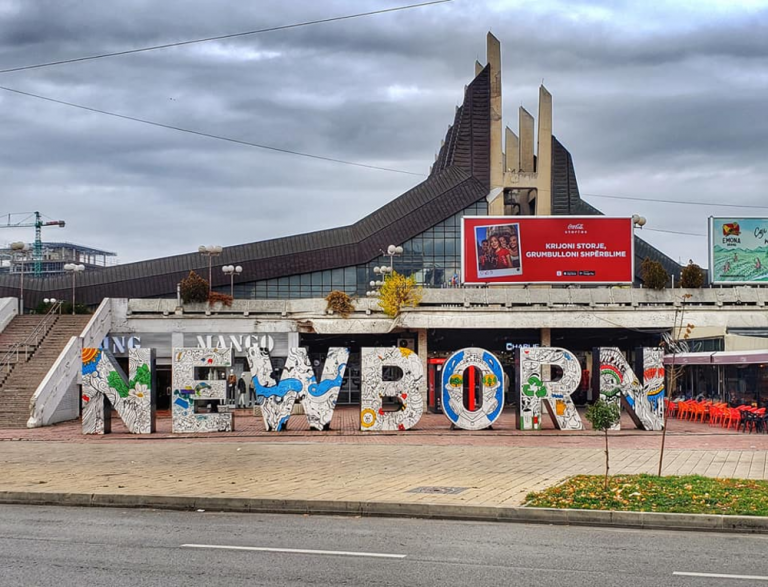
(708, 216, 768, 285)
(461, 215, 635, 286)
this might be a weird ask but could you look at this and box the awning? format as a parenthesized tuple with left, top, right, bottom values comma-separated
(663, 352, 715, 365)
(712, 350, 768, 365)
(664, 350, 768, 365)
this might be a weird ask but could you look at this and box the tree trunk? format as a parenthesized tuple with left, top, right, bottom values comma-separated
(604, 428, 610, 489)
(658, 408, 669, 476)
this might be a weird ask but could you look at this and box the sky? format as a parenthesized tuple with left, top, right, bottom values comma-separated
(1, 0, 767, 268)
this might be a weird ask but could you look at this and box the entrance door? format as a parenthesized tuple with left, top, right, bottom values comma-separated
(427, 358, 446, 413)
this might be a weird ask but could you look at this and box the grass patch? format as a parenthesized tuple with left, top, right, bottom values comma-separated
(525, 474, 768, 516)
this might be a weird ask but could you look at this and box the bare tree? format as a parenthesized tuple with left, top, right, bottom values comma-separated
(658, 294, 694, 476)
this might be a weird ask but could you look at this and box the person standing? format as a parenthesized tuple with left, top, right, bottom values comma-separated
(226, 369, 237, 404)
(237, 376, 247, 408)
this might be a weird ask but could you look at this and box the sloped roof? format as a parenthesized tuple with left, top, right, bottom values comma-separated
(1, 61, 684, 305)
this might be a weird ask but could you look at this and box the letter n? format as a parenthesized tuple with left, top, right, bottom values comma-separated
(594, 347, 665, 431)
(81, 348, 155, 434)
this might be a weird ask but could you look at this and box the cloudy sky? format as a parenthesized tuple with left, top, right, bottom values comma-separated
(1, 0, 766, 268)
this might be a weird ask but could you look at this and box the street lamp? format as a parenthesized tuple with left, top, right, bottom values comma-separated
(632, 214, 647, 229)
(43, 298, 59, 314)
(222, 265, 242, 297)
(10, 241, 29, 314)
(198, 245, 223, 294)
(368, 244, 403, 297)
(383, 244, 403, 272)
(366, 278, 384, 298)
(63, 263, 85, 314)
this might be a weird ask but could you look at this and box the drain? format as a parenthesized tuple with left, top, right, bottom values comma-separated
(407, 486, 468, 495)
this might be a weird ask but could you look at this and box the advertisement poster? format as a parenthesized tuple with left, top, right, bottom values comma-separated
(462, 216, 634, 284)
(709, 217, 768, 284)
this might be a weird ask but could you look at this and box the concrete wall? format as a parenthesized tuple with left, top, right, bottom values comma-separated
(112, 287, 768, 337)
(0, 297, 18, 333)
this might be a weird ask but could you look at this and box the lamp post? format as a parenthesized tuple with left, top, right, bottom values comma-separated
(63, 263, 85, 314)
(10, 241, 29, 314)
(383, 244, 403, 272)
(43, 298, 59, 314)
(632, 214, 647, 229)
(198, 245, 223, 294)
(367, 244, 403, 297)
(222, 265, 242, 297)
(366, 277, 384, 298)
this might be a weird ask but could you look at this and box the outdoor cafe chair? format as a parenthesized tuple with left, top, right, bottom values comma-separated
(709, 404, 725, 427)
(693, 401, 710, 423)
(722, 408, 741, 430)
(739, 410, 756, 433)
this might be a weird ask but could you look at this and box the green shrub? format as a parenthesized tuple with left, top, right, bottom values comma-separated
(585, 400, 621, 488)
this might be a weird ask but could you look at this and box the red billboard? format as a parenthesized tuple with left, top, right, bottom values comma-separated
(462, 216, 634, 284)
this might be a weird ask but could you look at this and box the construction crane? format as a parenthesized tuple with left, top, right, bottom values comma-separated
(1, 211, 66, 277)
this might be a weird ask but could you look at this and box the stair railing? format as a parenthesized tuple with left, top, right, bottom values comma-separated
(0, 300, 63, 376)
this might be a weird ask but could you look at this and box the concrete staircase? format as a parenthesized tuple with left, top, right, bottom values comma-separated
(0, 315, 91, 429)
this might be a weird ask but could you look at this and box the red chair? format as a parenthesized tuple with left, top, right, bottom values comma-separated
(665, 399, 678, 419)
(693, 402, 709, 423)
(723, 408, 742, 430)
(708, 404, 724, 427)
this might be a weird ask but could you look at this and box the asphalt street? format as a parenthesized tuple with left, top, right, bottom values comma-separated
(1, 505, 768, 586)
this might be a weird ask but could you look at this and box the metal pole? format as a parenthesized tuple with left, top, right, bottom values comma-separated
(72, 272, 76, 315)
(230, 274, 234, 297)
(19, 254, 24, 315)
(208, 255, 213, 295)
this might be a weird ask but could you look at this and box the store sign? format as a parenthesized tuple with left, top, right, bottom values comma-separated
(101, 332, 289, 358)
(709, 217, 768, 284)
(82, 344, 665, 436)
(462, 216, 634, 284)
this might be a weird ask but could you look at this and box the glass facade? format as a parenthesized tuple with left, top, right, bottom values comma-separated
(228, 200, 489, 299)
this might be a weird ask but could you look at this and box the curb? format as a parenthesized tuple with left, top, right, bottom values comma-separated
(2, 491, 768, 534)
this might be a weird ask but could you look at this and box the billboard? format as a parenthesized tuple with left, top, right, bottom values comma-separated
(709, 217, 768, 284)
(462, 216, 634, 284)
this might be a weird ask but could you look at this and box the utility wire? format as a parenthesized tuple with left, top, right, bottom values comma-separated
(0, 1, 452, 75)
(643, 227, 707, 237)
(584, 192, 768, 210)
(0, 84, 425, 176)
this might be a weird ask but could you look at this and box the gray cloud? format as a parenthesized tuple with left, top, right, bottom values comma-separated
(1, 0, 767, 269)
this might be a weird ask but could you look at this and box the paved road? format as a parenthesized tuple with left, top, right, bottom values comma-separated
(1, 505, 768, 586)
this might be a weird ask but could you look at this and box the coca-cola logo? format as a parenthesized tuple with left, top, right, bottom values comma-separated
(567, 223, 584, 230)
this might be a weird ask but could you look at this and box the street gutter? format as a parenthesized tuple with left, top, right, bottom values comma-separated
(1, 490, 767, 534)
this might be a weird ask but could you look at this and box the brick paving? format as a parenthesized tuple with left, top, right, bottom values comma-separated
(2, 408, 768, 510)
(3, 407, 768, 450)
(2, 441, 768, 509)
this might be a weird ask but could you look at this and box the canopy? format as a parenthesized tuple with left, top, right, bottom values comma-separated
(664, 350, 768, 366)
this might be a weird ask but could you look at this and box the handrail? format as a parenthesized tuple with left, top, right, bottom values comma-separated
(0, 300, 63, 375)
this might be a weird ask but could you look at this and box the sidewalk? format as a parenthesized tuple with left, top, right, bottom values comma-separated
(4, 408, 768, 527)
(2, 439, 768, 510)
(4, 407, 768, 450)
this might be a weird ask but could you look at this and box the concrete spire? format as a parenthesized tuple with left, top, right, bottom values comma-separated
(487, 33, 504, 215)
(505, 126, 519, 172)
(519, 107, 535, 173)
(488, 32, 503, 190)
(536, 85, 553, 215)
